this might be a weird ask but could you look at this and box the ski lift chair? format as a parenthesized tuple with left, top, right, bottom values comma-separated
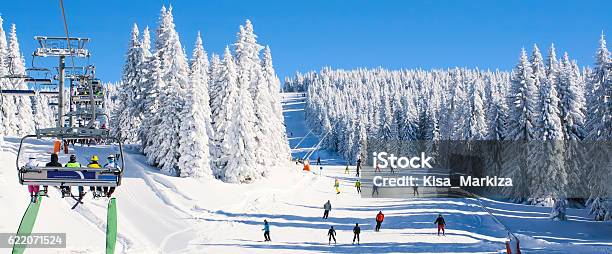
(24, 68, 54, 87)
(16, 128, 125, 188)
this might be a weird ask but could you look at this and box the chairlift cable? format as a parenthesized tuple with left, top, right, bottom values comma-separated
(58, 0, 77, 70)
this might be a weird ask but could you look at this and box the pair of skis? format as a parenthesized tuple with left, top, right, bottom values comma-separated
(11, 196, 118, 254)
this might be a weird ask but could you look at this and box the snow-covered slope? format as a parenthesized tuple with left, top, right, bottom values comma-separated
(0, 93, 610, 253)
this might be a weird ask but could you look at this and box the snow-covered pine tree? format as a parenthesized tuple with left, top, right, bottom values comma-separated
(399, 89, 419, 144)
(113, 23, 143, 143)
(537, 45, 564, 141)
(155, 78, 183, 175)
(262, 46, 291, 165)
(102, 84, 113, 127)
(507, 48, 539, 141)
(465, 77, 487, 140)
(208, 53, 225, 175)
(378, 87, 397, 153)
(530, 48, 566, 207)
(6, 24, 34, 135)
(505, 48, 539, 202)
(0, 15, 16, 136)
(546, 44, 559, 77)
(42, 90, 55, 128)
(132, 25, 153, 120)
(208, 53, 222, 112)
(531, 44, 547, 139)
(586, 32, 611, 221)
(141, 53, 165, 166)
(219, 46, 260, 183)
(489, 79, 508, 141)
(390, 82, 406, 155)
(550, 197, 568, 221)
(449, 69, 468, 140)
(261, 46, 291, 165)
(234, 20, 274, 167)
(586, 33, 611, 140)
(33, 91, 50, 129)
(151, 6, 190, 175)
(487, 80, 509, 178)
(557, 53, 589, 203)
(141, 26, 152, 58)
(177, 33, 213, 178)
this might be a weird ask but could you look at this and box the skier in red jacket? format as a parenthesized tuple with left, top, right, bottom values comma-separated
(375, 211, 385, 231)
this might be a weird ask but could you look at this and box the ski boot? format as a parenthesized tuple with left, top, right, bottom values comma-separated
(61, 187, 71, 198)
(41, 186, 49, 197)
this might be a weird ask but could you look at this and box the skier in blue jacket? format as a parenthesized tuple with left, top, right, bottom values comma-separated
(262, 220, 271, 241)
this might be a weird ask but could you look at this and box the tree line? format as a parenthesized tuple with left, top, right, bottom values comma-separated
(291, 35, 611, 220)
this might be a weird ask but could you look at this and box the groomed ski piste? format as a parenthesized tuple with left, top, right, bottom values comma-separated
(0, 93, 610, 254)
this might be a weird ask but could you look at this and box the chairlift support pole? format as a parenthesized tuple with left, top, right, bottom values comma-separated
(69, 78, 74, 127)
(58, 56, 65, 128)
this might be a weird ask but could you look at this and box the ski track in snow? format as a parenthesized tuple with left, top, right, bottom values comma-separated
(121, 151, 202, 253)
(72, 202, 133, 253)
(124, 152, 194, 218)
(146, 173, 195, 202)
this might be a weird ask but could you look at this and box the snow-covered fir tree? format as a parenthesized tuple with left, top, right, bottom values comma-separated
(141, 26, 152, 58)
(586, 33, 611, 221)
(261, 46, 291, 164)
(530, 48, 566, 206)
(507, 48, 539, 141)
(465, 77, 487, 140)
(208, 53, 226, 176)
(150, 6, 190, 175)
(0, 16, 18, 136)
(177, 33, 213, 178)
(141, 54, 165, 166)
(557, 53, 588, 200)
(489, 79, 508, 141)
(113, 23, 144, 143)
(449, 69, 469, 140)
(233, 20, 273, 167)
(33, 91, 54, 129)
(218, 46, 260, 183)
(6, 24, 34, 135)
(531, 44, 547, 139)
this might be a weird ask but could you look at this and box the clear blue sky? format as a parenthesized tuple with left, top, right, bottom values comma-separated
(1, 1, 611, 82)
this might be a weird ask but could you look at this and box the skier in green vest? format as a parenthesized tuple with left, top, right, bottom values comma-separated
(65, 154, 84, 198)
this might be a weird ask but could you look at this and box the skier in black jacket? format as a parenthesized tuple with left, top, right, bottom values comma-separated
(435, 214, 446, 236)
(45, 153, 63, 196)
(328, 226, 336, 245)
(352, 223, 361, 245)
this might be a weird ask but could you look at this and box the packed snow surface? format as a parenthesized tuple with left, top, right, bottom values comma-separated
(0, 93, 610, 253)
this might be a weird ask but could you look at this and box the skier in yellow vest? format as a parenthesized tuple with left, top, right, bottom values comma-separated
(334, 178, 340, 194)
(87, 155, 102, 196)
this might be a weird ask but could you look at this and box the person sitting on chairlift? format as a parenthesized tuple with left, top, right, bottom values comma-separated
(87, 155, 103, 197)
(65, 154, 84, 198)
(103, 155, 119, 197)
(26, 157, 40, 203)
(45, 153, 62, 196)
